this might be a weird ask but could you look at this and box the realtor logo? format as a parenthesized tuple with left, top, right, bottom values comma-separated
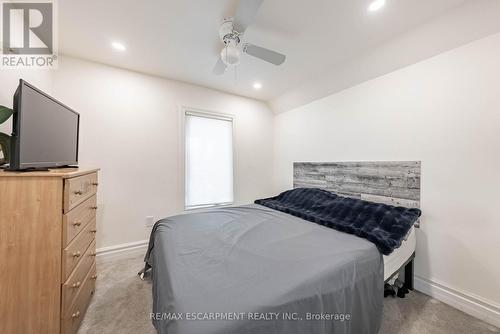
(1, 0, 58, 68)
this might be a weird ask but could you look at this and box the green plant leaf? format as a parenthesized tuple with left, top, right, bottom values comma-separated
(0, 132, 11, 162)
(0, 105, 14, 124)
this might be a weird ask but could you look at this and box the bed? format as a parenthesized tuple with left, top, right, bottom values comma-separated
(143, 161, 421, 334)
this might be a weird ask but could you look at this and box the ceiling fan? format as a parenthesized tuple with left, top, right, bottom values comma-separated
(213, 0, 286, 75)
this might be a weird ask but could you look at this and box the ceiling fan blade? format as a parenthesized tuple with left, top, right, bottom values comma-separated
(243, 43, 286, 65)
(213, 58, 227, 75)
(233, 0, 264, 33)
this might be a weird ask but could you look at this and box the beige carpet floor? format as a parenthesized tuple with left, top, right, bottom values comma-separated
(78, 254, 499, 334)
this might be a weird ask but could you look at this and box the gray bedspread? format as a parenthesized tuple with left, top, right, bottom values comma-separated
(145, 204, 383, 334)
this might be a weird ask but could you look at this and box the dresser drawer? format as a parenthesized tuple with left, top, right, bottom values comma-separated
(61, 262, 96, 334)
(62, 219, 96, 281)
(62, 239, 96, 312)
(63, 195, 97, 246)
(64, 173, 98, 213)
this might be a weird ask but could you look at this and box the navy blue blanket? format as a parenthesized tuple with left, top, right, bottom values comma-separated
(255, 188, 421, 255)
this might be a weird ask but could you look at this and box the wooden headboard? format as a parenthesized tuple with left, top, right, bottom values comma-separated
(293, 161, 421, 209)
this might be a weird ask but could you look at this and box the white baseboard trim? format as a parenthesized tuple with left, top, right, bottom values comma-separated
(415, 275, 500, 328)
(96, 239, 149, 262)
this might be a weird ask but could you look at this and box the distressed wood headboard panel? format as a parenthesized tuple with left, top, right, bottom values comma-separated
(293, 161, 421, 208)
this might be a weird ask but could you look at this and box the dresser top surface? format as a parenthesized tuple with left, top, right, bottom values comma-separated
(0, 167, 99, 178)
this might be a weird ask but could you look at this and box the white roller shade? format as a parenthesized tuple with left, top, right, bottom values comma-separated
(185, 111, 234, 209)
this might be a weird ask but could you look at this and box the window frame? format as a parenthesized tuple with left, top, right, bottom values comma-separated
(180, 107, 235, 211)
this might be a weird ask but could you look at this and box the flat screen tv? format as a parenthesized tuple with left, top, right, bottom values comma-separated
(8, 80, 79, 170)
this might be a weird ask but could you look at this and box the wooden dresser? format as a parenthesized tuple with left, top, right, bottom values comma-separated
(0, 168, 99, 334)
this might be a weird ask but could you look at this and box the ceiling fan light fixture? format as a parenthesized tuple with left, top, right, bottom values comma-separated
(212, 0, 287, 75)
(221, 45, 240, 66)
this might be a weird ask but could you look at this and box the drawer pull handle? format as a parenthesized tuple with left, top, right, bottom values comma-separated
(72, 311, 80, 319)
(90, 252, 97, 257)
(72, 251, 81, 258)
(72, 281, 81, 288)
(92, 182, 99, 186)
(90, 229, 97, 233)
(91, 274, 98, 280)
(91, 206, 98, 210)
(72, 221, 82, 227)
(74, 190, 83, 195)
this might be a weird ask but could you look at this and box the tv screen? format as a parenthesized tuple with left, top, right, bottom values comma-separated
(8, 80, 79, 170)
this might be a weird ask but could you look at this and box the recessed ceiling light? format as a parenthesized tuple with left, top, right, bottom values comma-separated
(253, 82, 262, 90)
(111, 42, 126, 51)
(368, 0, 385, 12)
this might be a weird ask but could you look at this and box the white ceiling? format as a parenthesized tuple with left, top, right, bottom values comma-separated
(59, 0, 468, 102)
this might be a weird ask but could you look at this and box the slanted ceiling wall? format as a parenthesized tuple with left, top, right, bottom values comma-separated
(270, 0, 500, 114)
(273, 32, 500, 326)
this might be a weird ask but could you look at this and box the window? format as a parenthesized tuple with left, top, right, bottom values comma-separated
(184, 110, 233, 209)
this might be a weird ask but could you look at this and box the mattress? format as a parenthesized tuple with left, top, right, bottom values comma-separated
(383, 227, 416, 281)
(145, 204, 384, 334)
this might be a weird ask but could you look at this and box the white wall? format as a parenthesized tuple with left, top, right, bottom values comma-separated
(273, 32, 500, 323)
(1, 56, 275, 249)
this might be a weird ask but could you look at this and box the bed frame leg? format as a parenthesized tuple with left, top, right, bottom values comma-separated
(403, 258, 414, 291)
